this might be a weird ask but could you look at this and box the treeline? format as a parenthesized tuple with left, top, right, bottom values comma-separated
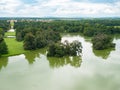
(14, 19, 120, 52)
(0, 19, 120, 38)
(0, 20, 9, 34)
(15, 19, 120, 38)
(23, 30, 61, 50)
(0, 19, 120, 57)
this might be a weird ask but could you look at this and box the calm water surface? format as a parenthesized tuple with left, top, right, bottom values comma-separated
(0, 34, 120, 90)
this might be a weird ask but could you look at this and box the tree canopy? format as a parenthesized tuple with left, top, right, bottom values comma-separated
(47, 40, 82, 57)
(92, 33, 115, 50)
(23, 30, 61, 50)
(0, 34, 8, 57)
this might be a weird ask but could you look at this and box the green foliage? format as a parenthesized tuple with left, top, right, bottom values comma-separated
(92, 33, 115, 50)
(46, 30, 61, 43)
(35, 31, 47, 48)
(83, 27, 93, 37)
(14, 19, 120, 41)
(16, 32, 23, 41)
(47, 42, 65, 57)
(47, 40, 82, 57)
(15, 20, 120, 41)
(0, 34, 3, 42)
(47, 42, 56, 57)
(54, 44, 65, 57)
(0, 20, 9, 31)
(0, 28, 4, 36)
(0, 34, 8, 57)
(0, 40, 8, 54)
(21, 28, 61, 50)
(69, 40, 82, 56)
(24, 32, 36, 50)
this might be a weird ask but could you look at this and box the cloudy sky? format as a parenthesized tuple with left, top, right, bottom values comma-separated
(0, 0, 120, 17)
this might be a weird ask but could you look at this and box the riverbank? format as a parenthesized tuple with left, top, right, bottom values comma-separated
(2, 33, 118, 58)
(0, 32, 120, 90)
(3, 38, 27, 57)
(2, 32, 26, 57)
(2, 38, 47, 57)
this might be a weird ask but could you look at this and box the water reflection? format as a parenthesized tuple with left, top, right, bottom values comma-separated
(93, 48, 115, 59)
(24, 49, 46, 64)
(47, 56, 82, 68)
(0, 57, 8, 71)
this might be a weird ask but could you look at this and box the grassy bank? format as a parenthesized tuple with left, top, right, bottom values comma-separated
(3, 38, 27, 56)
(5, 32, 16, 37)
(3, 31, 27, 56)
(2, 31, 47, 57)
(114, 26, 120, 28)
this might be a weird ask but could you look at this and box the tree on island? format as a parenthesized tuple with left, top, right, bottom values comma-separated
(47, 40, 82, 57)
(92, 33, 115, 50)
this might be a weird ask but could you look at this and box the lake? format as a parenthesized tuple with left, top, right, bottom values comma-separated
(0, 34, 120, 90)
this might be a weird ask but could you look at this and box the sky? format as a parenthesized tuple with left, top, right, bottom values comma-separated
(0, 0, 120, 17)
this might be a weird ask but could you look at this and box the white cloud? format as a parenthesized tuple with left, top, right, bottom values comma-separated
(0, 0, 120, 17)
(52, 1, 120, 17)
(43, 0, 70, 6)
(0, 0, 22, 15)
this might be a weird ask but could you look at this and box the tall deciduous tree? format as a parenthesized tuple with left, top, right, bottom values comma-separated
(23, 32, 36, 50)
(92, 33, 115, 50)
(47, 40, 82, 57)
(0, 34, 8, 57)
(35, 31, 47, 48)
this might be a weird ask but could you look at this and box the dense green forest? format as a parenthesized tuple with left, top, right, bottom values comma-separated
(0, 19, 120, 39)
(14, 19, 120, 38)
(0, 20, 9, 32)
(14, 19, 119, 52)
(0, 18, 120, 57)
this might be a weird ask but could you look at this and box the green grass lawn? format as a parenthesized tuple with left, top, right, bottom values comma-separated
(5, 32, 16, 37)
(114, 26, 120, 28)
(3, 38, 27, 56)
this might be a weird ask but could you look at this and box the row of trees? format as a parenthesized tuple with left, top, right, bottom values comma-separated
(47, 40, 82, 57)
(24, 30, 61, 50)
(14, 19, 120, 38)
(0, 18, 120, 38)
(0, 20, 9, 32)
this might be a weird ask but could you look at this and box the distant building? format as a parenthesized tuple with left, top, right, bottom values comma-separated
(7, 20, 17, 29)
(7, 20, 17, 32)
